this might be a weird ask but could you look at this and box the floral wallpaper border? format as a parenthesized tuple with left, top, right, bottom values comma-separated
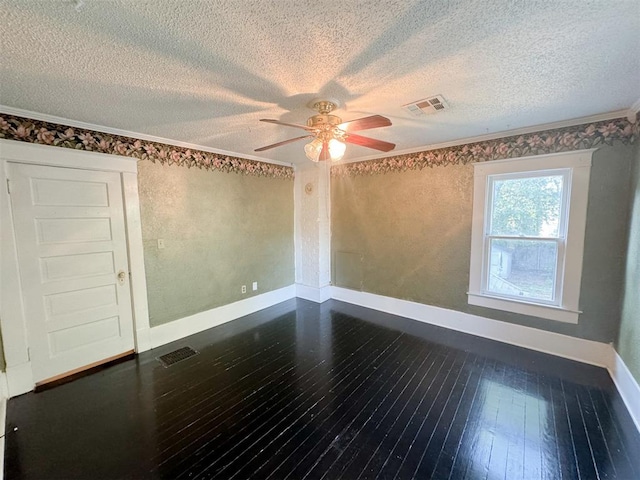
(0, 114, 294, 180)
(331, 116, 639, 177)
(2, 113, 637, 180)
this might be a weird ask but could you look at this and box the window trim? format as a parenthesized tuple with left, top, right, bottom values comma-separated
(467, 149, 594, 323)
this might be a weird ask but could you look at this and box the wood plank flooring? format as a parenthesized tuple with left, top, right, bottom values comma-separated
(4, 299, 640, 479)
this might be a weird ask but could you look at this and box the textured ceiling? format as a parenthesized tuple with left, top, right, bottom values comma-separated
(1, 0, 639, 165)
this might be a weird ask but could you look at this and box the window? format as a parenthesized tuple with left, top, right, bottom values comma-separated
(468, 150, 593, 323)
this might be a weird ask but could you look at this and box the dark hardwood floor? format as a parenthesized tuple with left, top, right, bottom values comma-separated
(5, 299, 640, 479)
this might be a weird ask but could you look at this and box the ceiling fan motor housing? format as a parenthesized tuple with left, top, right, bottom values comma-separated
(307, 114, 344, 142)
(307, 114, 342, 129)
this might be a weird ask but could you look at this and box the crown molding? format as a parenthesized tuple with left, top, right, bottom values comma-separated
(335, 109, 630, 166)
(0, 105, 293, 168)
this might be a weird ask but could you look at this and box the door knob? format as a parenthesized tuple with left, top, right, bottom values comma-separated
(117, 270, 127, 285)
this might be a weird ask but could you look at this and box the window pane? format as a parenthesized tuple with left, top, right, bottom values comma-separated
(490, 175, 563, 237)
(487, 239, 558, 302)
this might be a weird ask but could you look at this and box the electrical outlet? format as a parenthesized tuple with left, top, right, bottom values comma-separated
(252, 282, 258, 291)
(241, 285, 247, 294)
(157, 239, 165, 249)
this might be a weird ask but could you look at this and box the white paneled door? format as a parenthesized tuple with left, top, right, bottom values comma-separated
(7, 163, 135, 384)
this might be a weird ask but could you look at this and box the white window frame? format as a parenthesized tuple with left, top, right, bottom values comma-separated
(467, 149, 594, 323)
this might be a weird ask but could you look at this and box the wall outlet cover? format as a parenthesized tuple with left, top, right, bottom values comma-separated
(241, 285, 247, 294)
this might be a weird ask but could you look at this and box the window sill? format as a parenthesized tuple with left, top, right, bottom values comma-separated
(467, 292, 580, 324)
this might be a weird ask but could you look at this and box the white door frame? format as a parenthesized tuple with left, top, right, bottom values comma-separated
(0, 139, 151, 397)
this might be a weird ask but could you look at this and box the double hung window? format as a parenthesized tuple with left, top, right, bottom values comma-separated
(468, 150, 593, 323)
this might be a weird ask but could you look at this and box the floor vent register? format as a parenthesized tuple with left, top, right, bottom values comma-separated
(157, 346, 199, 367)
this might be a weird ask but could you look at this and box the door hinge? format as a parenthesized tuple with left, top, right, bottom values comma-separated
(27, 347, 31, 361)
(6, 178, 10, 194)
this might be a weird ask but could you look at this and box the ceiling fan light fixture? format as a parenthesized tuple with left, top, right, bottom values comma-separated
(304, 138, 323, 162)
(328, 138, 346, 162)
(304, 138, 346, 162)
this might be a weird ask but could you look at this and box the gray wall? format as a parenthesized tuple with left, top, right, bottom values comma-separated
(0, 326, 4, 371)
(332, 143, 635, 343)
(617, 144, 640, 383)
(138, 160, 295, 327)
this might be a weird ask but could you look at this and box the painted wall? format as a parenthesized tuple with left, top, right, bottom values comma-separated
(0, 326, 5, 371)
(138, 161, 294, 327)
(332, 143, 635, 343)
(617, 143, 640, 383)
(295, 163, 331, 289)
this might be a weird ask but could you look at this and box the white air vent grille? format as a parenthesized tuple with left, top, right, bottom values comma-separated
(403, 95, 449, 117)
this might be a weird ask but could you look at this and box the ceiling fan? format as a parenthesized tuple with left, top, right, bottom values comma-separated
(255, 100, 395, 162)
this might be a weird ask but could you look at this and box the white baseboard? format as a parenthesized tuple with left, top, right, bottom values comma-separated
(135, 327, 152, 353)
(150, 285, 296, 349)
(5, 361, 34, 398)
(2, 283, 638, 435)
(330, 287, 613, 368)
(330, 286, 640, 433)
(296, 284, 332, 303)
(0, 286, 295, 398)
(608, 350, 640, 433)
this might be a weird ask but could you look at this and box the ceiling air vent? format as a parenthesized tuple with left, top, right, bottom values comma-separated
(403, 95, 449, 117)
